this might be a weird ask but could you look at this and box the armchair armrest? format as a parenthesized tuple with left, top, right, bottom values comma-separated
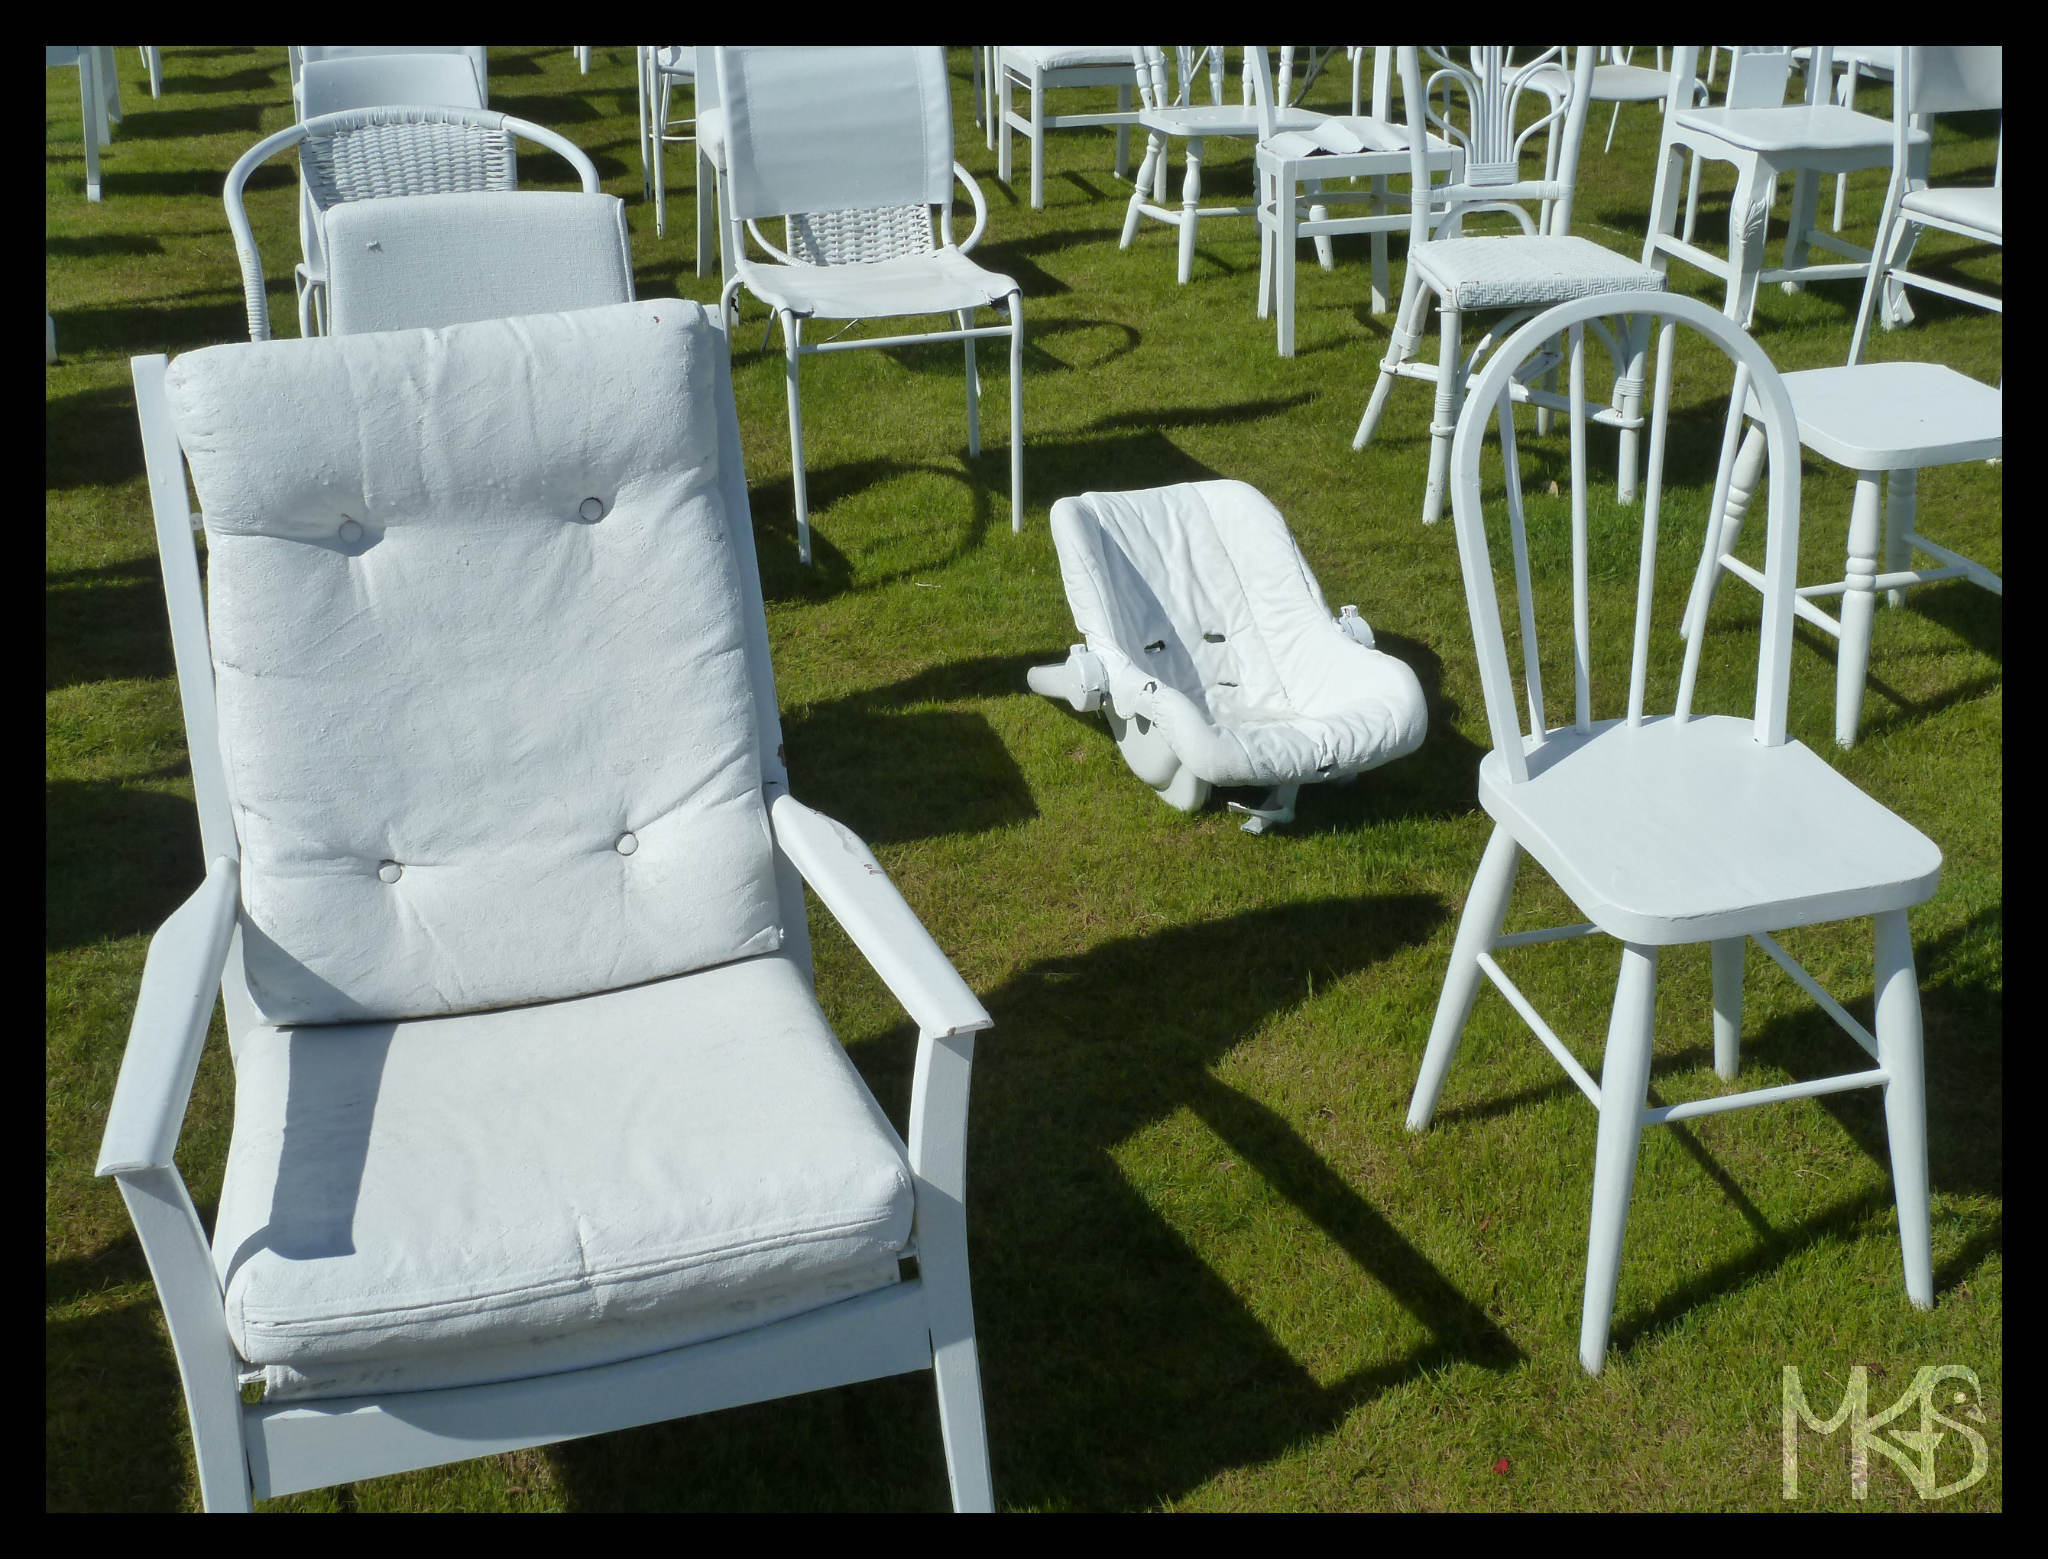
(96, 857, 240, 1177)
(769, 793, 991, 1038)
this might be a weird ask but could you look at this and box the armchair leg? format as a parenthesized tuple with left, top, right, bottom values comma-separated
(1874, 909, 1934, 1310)
(780, 311, 811, 567)
(1579, 941, 1659, 1375)
(1711, 937, 1744, 1080)
(1408, 825, 1520, 1131)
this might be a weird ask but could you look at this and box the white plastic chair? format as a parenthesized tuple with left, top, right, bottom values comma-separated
(1642, 46, 1930, 327)
(1849, 44, 2001, 357)
(995, 46, 1141, 210)
(715, 45, 1025, 566)
(1026, 479, 1428, 832)
(224, 105, 601, 341)
(1249, 46, 1464, 357)
(1352, 48, 1665, 525)
(1414, 289, 1943, 1374)
(1119, 46, 1327, 285)
(102, 298, 997, 1511)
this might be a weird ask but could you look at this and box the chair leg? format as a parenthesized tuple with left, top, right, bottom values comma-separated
(960, 309, 981, 458)
(1308, 178, 1333, 270)
(1603, 99, 1621, 154)
(1369, 175, 1391, 313)
(1725, 159, 1769, 326)
(1421, 302, 1464, 525)
(637, 48, 652, 204)
(1614, 317, 1648, 505)
(1008, 293, 1025, 533)
(1711, 937, 1744, 1081)
(1177, 138, 1204, 285)
(1873, 909, 1934, 1310)
(1030, 76, 1047, 210)
(984, 46, 998, 153)
(1883, 467, 1917, 609)
(1835, 470, 1883, 748)
(695, 145, 715, 280)
(1115, 86, 1132, 180)
(1579, 941, 1659, 1375)
(1121, 133, 1162, 249)
(1256, 168, 1275, 323)
(918, 1171, 995, 1511)
(781, 311, 811, 567)
(1407, 824, 1521, 1131)
(997, 64, 1014, 187)
(651, 73, 668, 240)
(1354, 269, 1427, 452)
(1779, 167, 1821, 293)
(1681, 424, 1766, 640)
(76, 54, 103, 202)
(145, 45, 162, 99)
(1276, 168, 1298, 356)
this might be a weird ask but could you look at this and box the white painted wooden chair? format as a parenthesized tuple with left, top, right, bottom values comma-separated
(224, 106, 600, 341)
(1249, 46, 1464, 357)
(715, 45, 1025, 566)
(639, 43, 718, 273)
(46, 46, 105, 201)
(1849, 44, 2001, 357)
(1026, 479, 1428, 833)
(1120, 47, 1327, 285)
(1642, 47, 1931, 328)
(1352, 48, 1664, 525)
(100, 299, 997, 1511)
(1414, 290, 1943, 1373)
(995, 46, 1142, 211)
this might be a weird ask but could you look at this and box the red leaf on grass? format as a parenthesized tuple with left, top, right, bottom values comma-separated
(1493, 1457, 1510, 1475)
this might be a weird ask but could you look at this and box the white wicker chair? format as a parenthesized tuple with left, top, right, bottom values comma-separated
(715, 46, 1026, 566)
(224, 105, 600, 341)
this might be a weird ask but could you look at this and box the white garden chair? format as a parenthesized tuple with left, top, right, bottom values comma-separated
(45, 46, 105, 201)
(1119, 46, 1327, 285)
(224, 105, 601, 341)
(1352, 48, 1664, 525)
(639, 43, 719, 273)
(1641, 47, 1930, 328)
(715, 45, 1025, 566)
(100, 298, 997, 1511)
(1248, 46, 1464, 357)
(1026, 479, 1428, 833)
(994, 46, 1142, 211)
(1414, 289, 1943, 1373)
(1849, 44, 2001, 357)
(290, 45, 488, 117)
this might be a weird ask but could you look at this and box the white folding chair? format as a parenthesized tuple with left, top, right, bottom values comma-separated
(102, 299, 997, 1510)
(715, 45, 1025, 566)
(1353, 47, 1664, 524)
(1415, 289, 1943, 1373)
(224, 105, 601, 341)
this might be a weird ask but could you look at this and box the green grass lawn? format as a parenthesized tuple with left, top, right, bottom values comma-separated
(46, 47, 2001, 1512)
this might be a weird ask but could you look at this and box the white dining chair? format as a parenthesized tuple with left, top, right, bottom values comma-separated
(1416, 288, 1944, 1373)
(994, 46, 1142, 210)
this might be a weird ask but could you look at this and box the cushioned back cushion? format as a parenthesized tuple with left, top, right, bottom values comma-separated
(166, 301, 781, 1025)
(325, 192, 633, 336)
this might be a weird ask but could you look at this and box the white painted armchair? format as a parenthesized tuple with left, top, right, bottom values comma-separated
(99, 300, 996, 1510)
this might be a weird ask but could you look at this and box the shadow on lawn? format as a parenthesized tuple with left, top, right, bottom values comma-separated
(546, 891, 1517, 1510)
(46, 556, 174, 690)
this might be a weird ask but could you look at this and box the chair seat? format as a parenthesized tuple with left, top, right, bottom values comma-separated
(1263, 114, 1431, 161)
(735, 245, 1018, 320)
(1673, 103, 1928, 158)
(1003, 45, 1138, 73)
(213, 953, 916, 1401)
(1901, 183, 2001, 240)
(1587, 63, 1675, 101)
(1413, 236, 1663, 311)
(1138, 103, 1323, 139)
(1479, 715, 1942, 946)
(1758, 362, 2002, 470)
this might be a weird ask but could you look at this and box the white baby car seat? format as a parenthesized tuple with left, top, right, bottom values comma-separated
(1027, 480, 1429, 832)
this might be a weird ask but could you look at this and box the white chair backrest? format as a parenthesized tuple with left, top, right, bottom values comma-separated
(1130, 46, 1221, 113)
(143, 301, 795, 1028)
(1448, 292, 1806, 783)
(1397, 47, 1594, 239)
(1903, 44, 2001, 116)
(714, 46, 954, 223)
(1720, 46, 1797, 108)
(300, 52, 485, 118)
(297, 45, 488, 102)
(323, 190, 635, 335)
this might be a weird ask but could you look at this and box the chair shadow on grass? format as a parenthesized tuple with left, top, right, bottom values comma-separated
(46, 556, 173, 689)
(110, 103, 266, 140)
(545, 891, 1531, 1510)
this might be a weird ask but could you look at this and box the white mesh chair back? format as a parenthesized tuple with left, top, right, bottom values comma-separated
(1449, 292, 1806, 785)
(715, 47, 954, 225)
(323, 191, 635, 334)
(1400, 47, 1596, 238)
(300, 53, 485, 118)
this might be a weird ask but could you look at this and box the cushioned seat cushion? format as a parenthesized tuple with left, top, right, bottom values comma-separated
(213, 954, 915, 1401)
(322, 191, 635, 335)
(165, 302, 780, 1026)
(1049, 480, 1428, 787)
(1001, 46, 1140, 73)
(1413, 236, 1663, 311)
(1901, 184, 2001, 239)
